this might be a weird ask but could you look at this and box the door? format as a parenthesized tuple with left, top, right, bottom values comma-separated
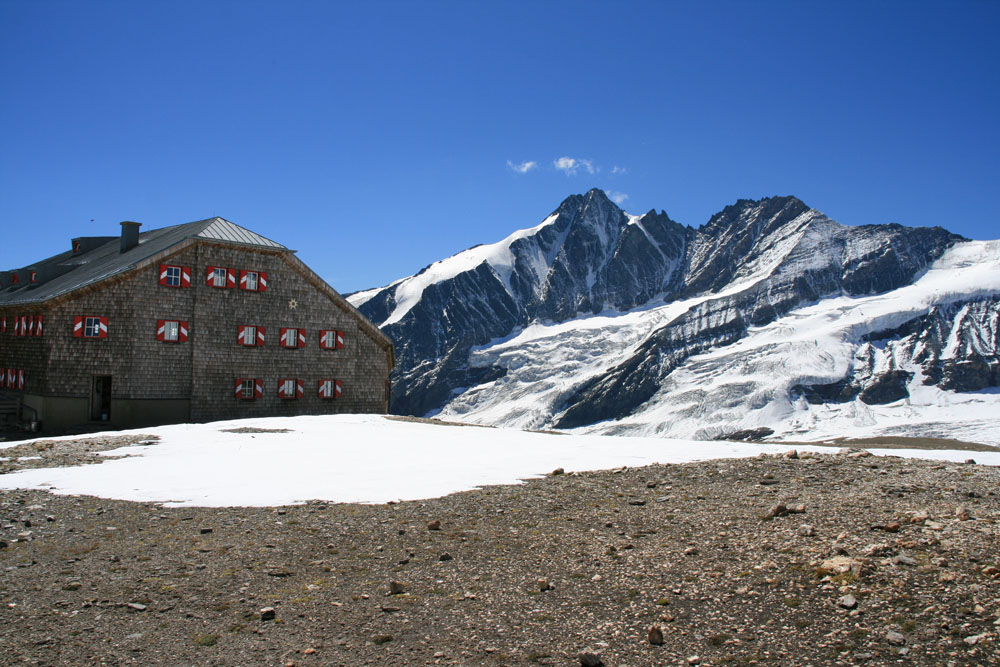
(91, 376, 112, 421)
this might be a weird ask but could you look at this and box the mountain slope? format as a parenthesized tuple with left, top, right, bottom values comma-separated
(350, 190, 998, 441)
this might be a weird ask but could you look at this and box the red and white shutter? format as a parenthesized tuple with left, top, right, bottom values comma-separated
(6, 369, 14, 387)
(297, 329, 306, 348)
(278, 379, 291, 398)
(256, 326, 265, 346)
(26, 316, 34, 336)
(334, 379, 342, 398)
(227, 268, 237, 288)
(1, 317, 5, 333)
(73, 316, 84, 338)
(295, 379, 304, 398)
(237, 325, 249, 345)
(0, 368, 5, 389)
(258, 272, 268, 292)
(159, 264, 170, 286)
(13, 317, 20, 336)
(97, 317, 109, 339)
(156, 320, 167, 341)
(206, 266, 217, 286)
(234, 378, 244, 398)
(335, 330, 345, 349)
(34, 315, 43, 336)
(239, 270, 249, 290)
(17, 369, 24, 390)
(254, 379, 263, 398)
(178, 321, 189, 342)
(180, 267, 191, 288)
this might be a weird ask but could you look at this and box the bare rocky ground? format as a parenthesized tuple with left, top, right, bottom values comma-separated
(1, 439, 999, 667)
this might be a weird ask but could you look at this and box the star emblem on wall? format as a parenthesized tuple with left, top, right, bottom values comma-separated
(288, 298, 298, 309)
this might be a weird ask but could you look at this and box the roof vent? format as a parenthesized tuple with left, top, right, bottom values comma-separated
(120, 221, 141, 253)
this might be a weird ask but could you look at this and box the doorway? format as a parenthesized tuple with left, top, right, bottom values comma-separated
(91, 376, 112, 422)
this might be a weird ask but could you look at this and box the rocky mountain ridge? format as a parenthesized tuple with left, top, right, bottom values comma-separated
(350, 189, 998, 439)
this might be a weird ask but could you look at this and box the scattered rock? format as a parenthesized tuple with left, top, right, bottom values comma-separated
(787, 504, 806, 514)
(797, 524, 815, 537)
(647, 625, 664, 645)
(683, 546, 698, 556)
(783, 449, 799, 459)
(886, 630, 906, 646)
(389, 580, 406, 595)
(955, 506, 971, 521)
(578, 651, 603, 666)
(769, 504, 788, 518)
(426, 520, 441, 531)
(126, 602, 147, 612)
(438, 552, 452, 562)
(260, 607, 276, 622)
(838, 594, 858, 610)
(687, 655, 701, 665)
(199, 527, 213, 534)
(536, 578, 553, 592)
(892, 554, 918, 567)
(550, 467, 565, 476)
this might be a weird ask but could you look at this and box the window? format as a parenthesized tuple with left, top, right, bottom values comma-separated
(320, 330, 345, 350)
(235, 378, 262, 400)
(206, 266, 236, 288)
(278, 378, 303, 399)
(156, 319, 189, 342)
(84, 317, 102, 338)
(280, 327, 306, 348)
(158, 264, 191, 288)
(239, 270, 267, 292)
(318, 379, 342, 399)
(74, 316, 108, 339)
(237, 324, 265, 346)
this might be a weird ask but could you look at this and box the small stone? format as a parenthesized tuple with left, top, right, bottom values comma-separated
(126, 602, 147, 611)
(381, 605, 400, 613)
(769, 504, 788, 517)
(788, 504, 806, 514)
(578, 651, 603, 666)
(784, 449, 799, 459)
(647, 625, 664, 645)
(628, 499, 646, 506)
(260, 607, 276, 621)
(389, 580, 406, 595)
(892, 554, 918, 567)
(838, 594, 858, 609)
(303, 648, 316, 655)
(884, 521, 901, 533)
(955, 506, 971, 521)
(963, 633, 985, 646)
(537, 578, 553, 592)
(687, 655, 701, 665)
(759, 479, 780, 486)
(964, 458, 976, 465)
(200, 527, 213, 534)
(438, 552, 452, 562)
(910, 510, 930, 524)
(426, 520, 441, 531)
(550, 467, 565, 476)
(683, 546, 698, 556)
(886, 630, 905, 646)
(798, 524, 815, 537)
(646, 481, 658, 488)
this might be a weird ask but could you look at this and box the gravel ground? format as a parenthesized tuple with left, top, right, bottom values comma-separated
(1, 441, 999, 667)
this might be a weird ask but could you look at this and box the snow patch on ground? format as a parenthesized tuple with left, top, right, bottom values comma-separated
(0, 415, 995, 507)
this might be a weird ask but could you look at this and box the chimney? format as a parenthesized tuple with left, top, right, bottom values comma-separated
(120, 221, 141, 253)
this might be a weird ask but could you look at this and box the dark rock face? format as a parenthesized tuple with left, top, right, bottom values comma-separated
(794, 299, 1000, 405)
(356, 189, 968, 422)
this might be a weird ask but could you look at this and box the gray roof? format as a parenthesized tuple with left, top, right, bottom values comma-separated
(0, 217, 289, 306)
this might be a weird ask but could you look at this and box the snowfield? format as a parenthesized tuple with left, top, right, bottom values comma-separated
(438, 240, 1000, 444)
(1, 414, 997, 507)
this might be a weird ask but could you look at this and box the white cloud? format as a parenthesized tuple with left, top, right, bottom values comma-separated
(507, 160, 538, 174)
(611, 165, 627, 175)
(554, 156, 597, 175)
(605, 190, 629, 204)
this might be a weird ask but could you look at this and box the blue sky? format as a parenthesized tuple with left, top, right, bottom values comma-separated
(2, 1, 998, 293)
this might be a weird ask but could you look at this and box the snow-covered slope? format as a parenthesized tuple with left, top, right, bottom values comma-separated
(352, 190, 998, 442)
